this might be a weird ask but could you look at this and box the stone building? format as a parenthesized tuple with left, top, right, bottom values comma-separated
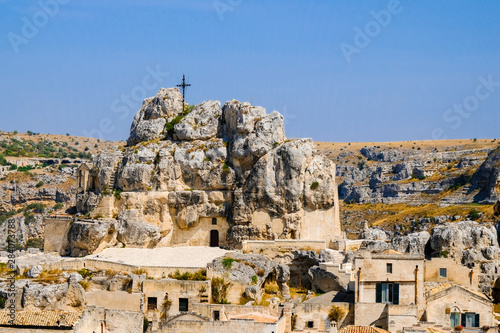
(353, 251, 424, 332)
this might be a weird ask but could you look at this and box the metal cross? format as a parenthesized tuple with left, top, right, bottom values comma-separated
(176, 74, 191, 113)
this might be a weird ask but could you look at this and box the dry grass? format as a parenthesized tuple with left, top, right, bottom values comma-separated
(315, 139, 498, 159)
(342, 202, 495, 232)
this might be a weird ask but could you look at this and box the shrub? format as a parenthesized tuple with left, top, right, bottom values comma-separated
(357, 161, 365, 170)
(0, 154, 8, 166)
(328, 305, 345, 323)
(77, 268, 94, 279)
(256, 269, 265, 277)
(53, 203, 64, 211)
(469, 209, 481, 221)
(168, 269, 207, 281)
(251, 275, 258, 284)
(25, 238, 43, 250)
(222, 258, 236, 269)
(440, 250, 449, 258)
(113, 188, 123, 200)
(132, 268, 147, 275)
(143, 317, 149, 333)
(78, 280, 90, 291)
(23, 212, 36, 225)
(310, 181, 319, 190)
(35, 181, 44, 188)
(211, 277, 232, 304)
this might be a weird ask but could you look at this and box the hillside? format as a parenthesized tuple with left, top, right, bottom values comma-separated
(0, 131, 123, 250)
(316, 139, 500, 236)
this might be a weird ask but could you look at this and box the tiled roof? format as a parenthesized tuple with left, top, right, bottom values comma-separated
(229, 312, 278, 324)
(339, 325, 391, 333)
(0, 311, 81, 327)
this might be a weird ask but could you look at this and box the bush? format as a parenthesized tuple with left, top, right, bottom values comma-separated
(25, 203, 45, 213)
(168, 269, 207, 281)
(0, 154, 8, 166)
(251, 275, 258, 284)
(357, 161, 365, 170)
(310, 181, 319, 190)
(25, 238, 43, 250)
(469, 209, 481, 221)
(113, 188, 123, 200)
(222, 258, 236, 269)
(35, 181, 44, 188)
(328, 305, 345, 323)
(143, 317, 149, 333)
(211, 277, 232, 304)
(23, 212, 36, 225)
(53, 203, 64, 211)
(77, 268, 94, 279)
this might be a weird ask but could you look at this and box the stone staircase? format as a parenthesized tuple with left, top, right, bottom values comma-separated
(402, 321, 451, 333)
(320, 250, 355, 290)
(106, 152, 124, 192)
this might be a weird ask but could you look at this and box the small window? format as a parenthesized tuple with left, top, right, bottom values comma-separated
(212, 218, 217, 225)
(179, 298, 189, 312)
(147, 297, 157, 310)
(213, 310, 220, 321)
(440, 268, 447, 278)
(307, 321, 314, 328)
(387, 263, 393, 274)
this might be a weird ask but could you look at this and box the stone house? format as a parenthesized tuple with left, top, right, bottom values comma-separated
(142, 278, 211, 329)
(353, 251, 424, 333)
(425, 284, 493, 329)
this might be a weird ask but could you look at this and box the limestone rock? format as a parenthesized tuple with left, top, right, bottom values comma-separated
(307, 266, 344, 293)
(429, 221, 497, 260)
(174, 100, 222, 140)
(471, 147, 500, 203)
(128, 88, 183, 146)
(21, 278, 85, 311)
(27, 265, 42, 278)
(391, 231, 430, 255)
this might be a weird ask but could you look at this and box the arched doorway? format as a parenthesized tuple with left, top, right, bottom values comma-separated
(210, 230, 219, 247)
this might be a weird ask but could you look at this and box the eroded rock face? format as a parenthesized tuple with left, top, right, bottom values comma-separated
(75, 87, 340, 251)
(128, 88, 183, 146)
(20, 275, 85, 311)
(471, 148, 500, 203)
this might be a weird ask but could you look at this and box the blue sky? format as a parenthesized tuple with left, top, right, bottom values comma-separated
(1, 0, 499, 143)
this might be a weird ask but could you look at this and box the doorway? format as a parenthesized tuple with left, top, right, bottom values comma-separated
(210, 230, 219, 247)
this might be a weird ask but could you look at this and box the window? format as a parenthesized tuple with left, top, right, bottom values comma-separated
(376, 283, 399, 304)
(179, 298, 189, 312)
(462, 313, 480, 328)
(439, 268, 447, 278)
(386, 263, 393, 274)
(307, 321, 314, 328)
(450, 312, 460, 328)
(213, 310, 220, 321)
(212, 217, 217, 225)
(147, 297, 157, 310)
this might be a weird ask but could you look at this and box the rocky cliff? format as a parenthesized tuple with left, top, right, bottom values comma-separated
(75, 88, 340, 252)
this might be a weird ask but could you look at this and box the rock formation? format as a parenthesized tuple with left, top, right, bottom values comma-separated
(75, 88, 340, 252)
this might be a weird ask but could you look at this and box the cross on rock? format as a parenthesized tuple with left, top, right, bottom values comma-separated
(176, 74, 191, 114)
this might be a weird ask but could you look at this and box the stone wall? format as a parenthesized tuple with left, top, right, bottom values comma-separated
(159, 315, 286, 333)
(242, 239, 326, 254)
(293, 303, 351, 331)
(43, 217, 72, 255)
(424, 257, 479, 291)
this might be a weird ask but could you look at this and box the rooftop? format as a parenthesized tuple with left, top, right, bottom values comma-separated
(339, 325, 391, 333)
(0, 311, 81, 328)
